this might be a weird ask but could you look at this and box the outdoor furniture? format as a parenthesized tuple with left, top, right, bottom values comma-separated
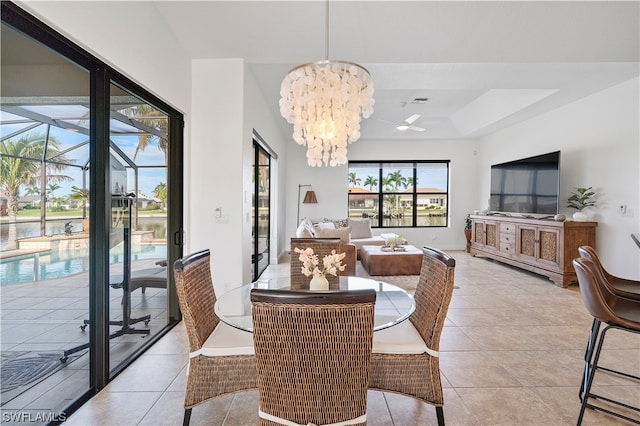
(360, 244, 424, 275)
(215, 276, 414, 332)
(572, 257, 640, 425)
(173, 249, 256, 426)
(290, 238, 357, 287)
(110, 260, 167, 295)
(250, 288, 376, 426)
(369, 246, 456, 426)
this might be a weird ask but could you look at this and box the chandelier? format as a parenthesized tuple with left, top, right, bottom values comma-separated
(279, 2, 374, 167)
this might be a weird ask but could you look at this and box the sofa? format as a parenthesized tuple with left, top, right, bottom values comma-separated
(296, 217, 405, 259)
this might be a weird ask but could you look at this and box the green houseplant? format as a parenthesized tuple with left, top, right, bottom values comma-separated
(464, 214, 473, 252)
(567, 187, 596, 221)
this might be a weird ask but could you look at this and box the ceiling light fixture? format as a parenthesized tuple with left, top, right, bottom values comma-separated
(279, 0, 374, 167)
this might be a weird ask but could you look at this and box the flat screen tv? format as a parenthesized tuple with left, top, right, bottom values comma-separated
(489, 151, 560, 215)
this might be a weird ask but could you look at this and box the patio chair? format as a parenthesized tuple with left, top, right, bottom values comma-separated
(369, 245, 456, 426)
(250, 288, 376, 426)
(174, 249, 256, 426)
(572, 257, 640, 425)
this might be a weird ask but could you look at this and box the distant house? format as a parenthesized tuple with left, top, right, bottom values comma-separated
(135, 192, 161, 209)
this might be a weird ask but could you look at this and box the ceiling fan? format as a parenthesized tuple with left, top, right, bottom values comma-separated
(382, 102, 426, 132)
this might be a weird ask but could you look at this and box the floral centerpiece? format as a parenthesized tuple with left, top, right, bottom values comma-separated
(384, 234, 405, 251)
(294, 247, 345, 289)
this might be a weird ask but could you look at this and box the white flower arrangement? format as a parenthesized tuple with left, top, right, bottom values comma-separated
(384, 234, 405, 246)
(294, 247, 346, 278)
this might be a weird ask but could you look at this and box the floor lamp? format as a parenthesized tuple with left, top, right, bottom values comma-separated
(297, 184, 318, 225)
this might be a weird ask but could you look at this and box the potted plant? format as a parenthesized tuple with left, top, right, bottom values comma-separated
(464, 214, 473, 252)
(567, 187, 596, 221)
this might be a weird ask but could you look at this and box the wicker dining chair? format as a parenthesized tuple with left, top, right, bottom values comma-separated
(370, 245, 456, 426)
(290, 238, 347, 288)
(572, 257, 640, 425)
(250, 288, 376, 426)
(174, 249, 256, 426)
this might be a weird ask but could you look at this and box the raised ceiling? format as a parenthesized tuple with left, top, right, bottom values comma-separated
(10, 1, 640, 141)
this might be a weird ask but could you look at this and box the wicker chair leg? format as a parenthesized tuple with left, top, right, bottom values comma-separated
(436, 406, 445, 426)
(183, 408, 191, 426)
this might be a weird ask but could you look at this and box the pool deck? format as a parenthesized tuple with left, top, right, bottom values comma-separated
(0, 258, 168, 420)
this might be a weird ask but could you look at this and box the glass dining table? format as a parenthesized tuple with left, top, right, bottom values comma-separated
(214, 276, 416, 332)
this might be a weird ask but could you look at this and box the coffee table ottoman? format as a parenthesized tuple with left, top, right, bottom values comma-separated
(360, 245, 423, 276)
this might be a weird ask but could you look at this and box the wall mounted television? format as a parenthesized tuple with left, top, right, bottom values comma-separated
(489, 151, 560, 215)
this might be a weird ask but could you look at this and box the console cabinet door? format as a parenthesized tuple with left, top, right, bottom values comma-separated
(516, 224, 538, 262)
(537, 226, 561, 269)
(472, 220, 499, 252)
(515, 224, 561, 268)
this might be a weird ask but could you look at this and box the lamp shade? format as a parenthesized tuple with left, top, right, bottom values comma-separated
(303, 190, 318, 204)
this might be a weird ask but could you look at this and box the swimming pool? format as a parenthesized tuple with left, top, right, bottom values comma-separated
(0, 244, 167, 285)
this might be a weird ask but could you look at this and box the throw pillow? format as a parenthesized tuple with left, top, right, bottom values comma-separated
(313, 222, 336, 235)
(296, 221, 314, 238)
(348, 218, 372, 239)
(323, 218, 349, 228)
(315, 226, 352, 243)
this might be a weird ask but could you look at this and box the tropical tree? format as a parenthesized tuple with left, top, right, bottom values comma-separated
(120, 104, 169, 163)
(70, 186, 89, 216)
(24, 185, 40, 196)
(363, 176, 378, 192)
(0, 132, 71, 249)
(348, 172, 362, 188)
(152, 182, 168, 207)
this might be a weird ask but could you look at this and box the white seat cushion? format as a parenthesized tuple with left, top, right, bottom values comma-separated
(191, 321, 254, 357)
(372, 319, 430, 355)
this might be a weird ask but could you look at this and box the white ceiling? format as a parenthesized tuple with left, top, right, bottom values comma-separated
(153, 1, 639, 141)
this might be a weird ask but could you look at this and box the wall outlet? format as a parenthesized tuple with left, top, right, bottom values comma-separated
(619, 204, 627, 214)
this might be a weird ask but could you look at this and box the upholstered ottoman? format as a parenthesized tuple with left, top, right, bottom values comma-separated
(360, 245, 423, 275)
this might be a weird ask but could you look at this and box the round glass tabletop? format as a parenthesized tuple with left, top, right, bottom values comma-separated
(215, 275, 415, 332)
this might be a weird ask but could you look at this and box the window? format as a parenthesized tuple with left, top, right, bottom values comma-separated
(348, 161, 449, 228)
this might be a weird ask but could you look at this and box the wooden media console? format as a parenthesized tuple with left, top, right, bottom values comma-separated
(469, 215, 597, 287)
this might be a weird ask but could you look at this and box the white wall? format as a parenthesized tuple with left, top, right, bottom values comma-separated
(285, 137, 479, 251)
(190, 59, 247, 292)
(243, 68, 289, 267)
(477, 77, 640, 279)
(19, 1, 191, 114)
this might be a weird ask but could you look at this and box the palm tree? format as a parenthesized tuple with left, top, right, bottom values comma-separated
(348, 172, 362, 188)
(363, 176, 378, 192)
(70, 185, 89, 215)
(0, 133, 71, 249)
(152, 182, 168, 207)
(120, 104, 169, 163)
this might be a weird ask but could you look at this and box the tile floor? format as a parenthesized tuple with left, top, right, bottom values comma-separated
(63, 251, 639, 425)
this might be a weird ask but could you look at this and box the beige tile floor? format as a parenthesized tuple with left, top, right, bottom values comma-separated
(64, 251, 639, 425)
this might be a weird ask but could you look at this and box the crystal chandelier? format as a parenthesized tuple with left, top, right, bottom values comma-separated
(279, 2, 374, 167)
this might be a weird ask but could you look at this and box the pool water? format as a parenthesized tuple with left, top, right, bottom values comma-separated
(0, 244, 167, 285)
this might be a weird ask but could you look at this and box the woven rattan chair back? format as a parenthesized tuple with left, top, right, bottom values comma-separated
(174, 249, 257, 426)
(369, 245, 455, 426)
(411, 246, 456, 352)
(290, 238, 342, 288)
(250, 289, 376, 426)
(174, 249, 219, 352)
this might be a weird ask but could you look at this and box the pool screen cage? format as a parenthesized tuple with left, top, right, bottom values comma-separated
(0, 96, 169, 251)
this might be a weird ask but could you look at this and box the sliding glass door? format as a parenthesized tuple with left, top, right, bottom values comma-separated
(252, 141, 270, 280)
(1, 3, 183, 420)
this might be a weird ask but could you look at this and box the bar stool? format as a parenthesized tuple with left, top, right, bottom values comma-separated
(572, 257, 640, 425)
